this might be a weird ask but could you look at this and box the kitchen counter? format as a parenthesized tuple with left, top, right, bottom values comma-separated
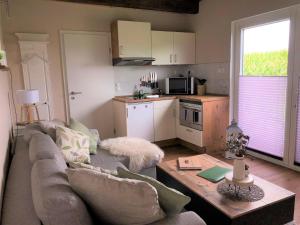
(113, 95, 229, 103)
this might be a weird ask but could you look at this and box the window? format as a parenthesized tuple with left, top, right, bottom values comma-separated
(237, 20, 290, 158)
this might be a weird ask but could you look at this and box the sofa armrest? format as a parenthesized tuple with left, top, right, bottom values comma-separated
(149, 212, 206, 225)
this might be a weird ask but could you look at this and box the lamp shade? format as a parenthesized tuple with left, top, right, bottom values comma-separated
(16, 89, 40, 104)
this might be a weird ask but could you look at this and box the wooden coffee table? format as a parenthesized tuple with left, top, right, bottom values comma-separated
(157, 154, 295, 225)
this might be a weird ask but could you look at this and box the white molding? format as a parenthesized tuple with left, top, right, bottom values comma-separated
(15, 33, 49, 42)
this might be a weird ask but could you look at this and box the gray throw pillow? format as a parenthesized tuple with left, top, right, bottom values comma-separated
(67, 168, 165, 225)
(117, 167, 191, 215)
(31, 159, 93, 225)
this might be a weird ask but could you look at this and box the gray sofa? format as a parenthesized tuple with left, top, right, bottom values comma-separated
(1, 125, 206, 225)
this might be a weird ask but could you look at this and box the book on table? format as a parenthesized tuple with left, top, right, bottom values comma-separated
(197, 166, 232, 183)
(178, 156, 202, 170)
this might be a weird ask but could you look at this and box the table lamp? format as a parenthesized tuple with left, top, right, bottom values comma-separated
(16, 89, 40, 124)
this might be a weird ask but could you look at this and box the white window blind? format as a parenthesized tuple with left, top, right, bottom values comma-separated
(238, 77, 287, 158)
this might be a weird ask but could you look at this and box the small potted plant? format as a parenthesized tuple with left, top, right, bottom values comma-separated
(228, 133, 250, 180)
(0, 50, 7, 68)
(197, 79, 207, 96)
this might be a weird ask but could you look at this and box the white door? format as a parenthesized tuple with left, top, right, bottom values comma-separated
(173, 32, 196, 65)
(61, 31, 115, 139)
(152, 31, 173, 65)
(154, 100, 176, 141)
(127, 103, 154, 142)
(231, 7, 298, 169)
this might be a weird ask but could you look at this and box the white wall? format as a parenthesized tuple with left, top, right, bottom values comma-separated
(188, 0, 300, 95)
(2, 0, 190, 121)
(0, 3, 12, 219)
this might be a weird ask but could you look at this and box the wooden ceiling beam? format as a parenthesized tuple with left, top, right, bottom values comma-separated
(53, 0, 201, 14)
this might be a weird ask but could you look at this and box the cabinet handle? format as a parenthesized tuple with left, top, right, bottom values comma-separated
(174, 54, 177, 63)
(170, 54, 173, 63)
(126, 108, 128, 118)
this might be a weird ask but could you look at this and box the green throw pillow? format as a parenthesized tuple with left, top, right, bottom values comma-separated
(117, 167, 191, 215)
(69, 118, 98, 154)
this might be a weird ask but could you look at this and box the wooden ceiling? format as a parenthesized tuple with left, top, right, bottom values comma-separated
(54, 0, 202, 14)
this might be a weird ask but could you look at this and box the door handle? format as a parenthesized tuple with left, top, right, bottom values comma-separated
(70, 91, 82, 96)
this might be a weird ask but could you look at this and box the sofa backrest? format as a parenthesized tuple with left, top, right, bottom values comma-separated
(1, 127, 94, 225)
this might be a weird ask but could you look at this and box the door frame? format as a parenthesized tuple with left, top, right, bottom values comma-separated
(230, 5, 300, 171)
(59, 30, 112, 124)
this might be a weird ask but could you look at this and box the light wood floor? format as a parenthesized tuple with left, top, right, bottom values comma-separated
(163, 145, 300, 224)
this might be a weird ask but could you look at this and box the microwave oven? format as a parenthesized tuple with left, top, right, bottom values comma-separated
(164, 77, 195, 95)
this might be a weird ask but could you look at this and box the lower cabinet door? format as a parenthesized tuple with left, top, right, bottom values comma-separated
(127, 103, 154, 142)
(154, 100, 176, 142)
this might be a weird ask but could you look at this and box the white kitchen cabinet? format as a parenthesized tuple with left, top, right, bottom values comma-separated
(127, 103, 154, 142)
(152, 31, 173, 65)
(112, 21, 152, 58)
(151, 31, 195, 65)
(154, 100, 176, 142)
(113, 101, 154, 142)
(173, 32, 196, 65)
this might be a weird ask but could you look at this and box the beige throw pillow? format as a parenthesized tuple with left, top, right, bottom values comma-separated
(56, 126, 90, 164)
(67, 168, 165, 225)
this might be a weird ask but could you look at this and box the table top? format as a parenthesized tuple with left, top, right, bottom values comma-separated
(157, 154, 295, 219)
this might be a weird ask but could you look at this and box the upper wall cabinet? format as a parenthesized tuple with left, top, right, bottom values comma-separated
(152, 31, 196, 65)
(173, 32, 196, 65)
(151, 31, 173, 65)
(111, 20, 152, 58)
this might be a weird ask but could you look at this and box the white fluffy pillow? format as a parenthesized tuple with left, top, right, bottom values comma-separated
(67, 168, 165, 225)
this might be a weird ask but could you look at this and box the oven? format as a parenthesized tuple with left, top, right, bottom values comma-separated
(165, 77, 194, 95)
(179, 100, 203, 131)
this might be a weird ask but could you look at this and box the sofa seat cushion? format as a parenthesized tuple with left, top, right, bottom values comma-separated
(117, 167, 191, 215)
(67, 168, 165, 225)
(2, 138, 41, 225)
(31, 159, 93, 225)
(150, 211, 206, 225)
(90, 148, 129, 168)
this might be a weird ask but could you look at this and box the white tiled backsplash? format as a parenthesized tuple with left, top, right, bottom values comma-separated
(113, 65, 188, 96)
(188, 62, 230, 95)
(113, 62, 230, 96)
